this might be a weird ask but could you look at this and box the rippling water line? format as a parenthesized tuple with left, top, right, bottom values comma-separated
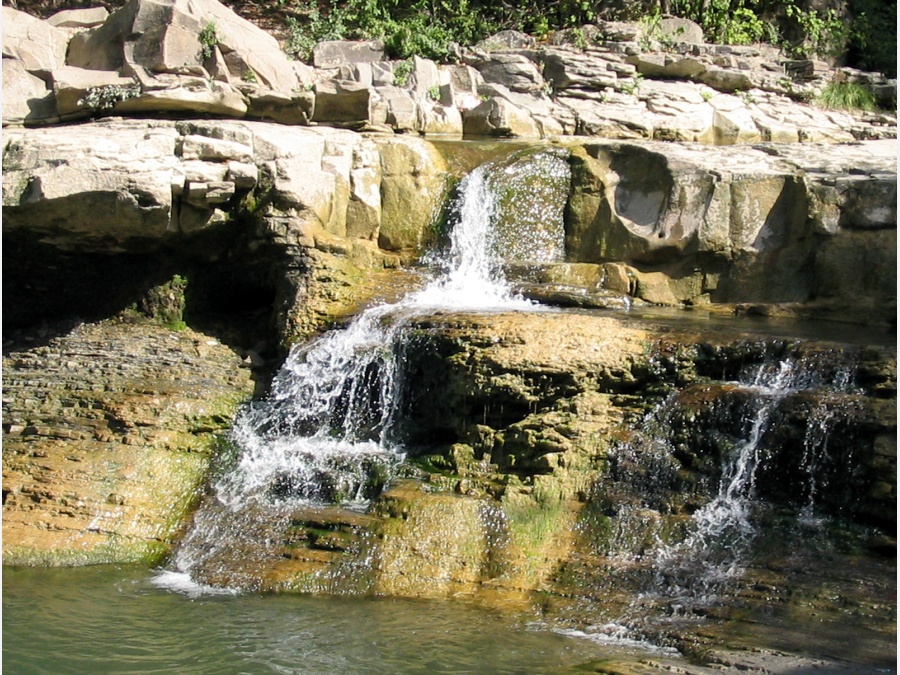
(3, 566, 661, 675)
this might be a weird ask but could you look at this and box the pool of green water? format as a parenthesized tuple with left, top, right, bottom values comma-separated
(3, 565, 668, 675)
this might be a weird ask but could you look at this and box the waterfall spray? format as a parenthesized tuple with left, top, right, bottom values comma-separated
(159, 149, 570, 590)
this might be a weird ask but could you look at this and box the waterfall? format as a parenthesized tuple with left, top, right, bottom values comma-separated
(624, 354, 861, 617)
(158, 149, 569, 591)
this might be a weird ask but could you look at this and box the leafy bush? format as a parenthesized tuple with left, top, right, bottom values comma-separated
(277, 0, 895, 78)
(847, 0, 897, 77)
(77, 83, 141, 112)
(783, 1, 851, 59)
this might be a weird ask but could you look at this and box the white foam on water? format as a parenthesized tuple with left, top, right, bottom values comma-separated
(553, 624, 681, 655)
(150, 570, 241, 599)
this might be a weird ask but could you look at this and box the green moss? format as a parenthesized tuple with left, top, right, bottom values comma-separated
(501, 490, 570, 577)
(3, 539, 168, 567)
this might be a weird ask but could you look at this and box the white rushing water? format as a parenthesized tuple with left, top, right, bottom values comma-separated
(217, 158, 541, 510)
(163, 150, 567, 587)
(645, 356, 859, 610)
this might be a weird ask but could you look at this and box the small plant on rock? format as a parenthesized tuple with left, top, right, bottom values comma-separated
(621, 73, 643, 96)
(393, 58, 414, 86)
(199, 21, 219, 61)
(78, 83, 142, 113)
(816, 78, 877, 111)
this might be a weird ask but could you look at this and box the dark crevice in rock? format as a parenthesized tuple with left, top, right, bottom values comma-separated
(2, 225, 285, 365)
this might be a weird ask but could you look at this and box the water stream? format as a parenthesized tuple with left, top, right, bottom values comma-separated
(599, 353, 869, 635)
(164, 148, 568, 590)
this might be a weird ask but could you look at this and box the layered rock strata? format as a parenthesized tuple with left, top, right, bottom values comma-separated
(2, 319, 256, 565)
(2, 0, 896, 143)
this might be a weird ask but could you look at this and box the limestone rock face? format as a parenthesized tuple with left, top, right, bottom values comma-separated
(3, 121, 180, 247)
(67, 0, 298, 92)
(182, 310, 895, 606)
(564, 138, 897, 322)
(312, 39, 385, 69)
(463, 96, 541, 138)
(2, 58, 55, 126)
(473, 52, 545, 93)
(375, 136, 449, 253)
(47, 7, 110, 29)
(312, 80, 376, 126)
(2, 320, 255, 565)
(2, 1, 895, 143)
(2, 6, 69, 70)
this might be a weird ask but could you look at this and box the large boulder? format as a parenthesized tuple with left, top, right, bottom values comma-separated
(3, 121, 180, 247)
(463, 96, 541, 138)
(46, 7, 110, 29)
(312, 40, 385, 69)
(67, 0, 298, 92)
(2, 6, 69, 70)
(2, 58, 56, 125)
(473, 52, 545, 93)
(375, 136, 449, 252)
(312, 80, 376, 126)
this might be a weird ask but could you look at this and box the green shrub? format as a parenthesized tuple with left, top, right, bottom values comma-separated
(816, 80, 877, 111)
(847, 0, 897, 77)
(783, 1, 852, 59)
(393, 58, 414, 86)
(77, 83, 141, 112)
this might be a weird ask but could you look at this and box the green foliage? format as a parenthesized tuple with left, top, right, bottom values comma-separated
(282, 0, 497, 61)
(816, 80, 877, 111)
(670, 0, 766, 46)
(393, 57, 414, 85)
(199, 21, 218, 61)
(77, 83, 141, 112)
(620, 73, 643, 96)
(847, 0, 896, 77)
(783, 1, 852, 59)
(284, 2, 349, 62)
(277, 0, 895, 77)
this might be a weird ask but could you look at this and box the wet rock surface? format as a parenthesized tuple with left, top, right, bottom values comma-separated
(2, 318, 256, 565)
(166, 309, 895, 672)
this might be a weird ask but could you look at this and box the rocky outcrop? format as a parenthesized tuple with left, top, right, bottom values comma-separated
(555, 138, 897, 325)
(4, 119, 895, 342)
(2, 1, 895, 143)
(2, 119, 455, 348)
(169, 309, 896, 640)
(2, 318, 256, 565)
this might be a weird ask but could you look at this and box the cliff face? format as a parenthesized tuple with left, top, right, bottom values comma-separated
(2, 320, 256, 565)
(2, 0, 895, 573)
(4, 121, 895, 341)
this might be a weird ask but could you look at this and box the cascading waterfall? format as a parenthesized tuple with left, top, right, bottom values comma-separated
(632, 355, 861, 617)
(157, 149, 570, 592)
